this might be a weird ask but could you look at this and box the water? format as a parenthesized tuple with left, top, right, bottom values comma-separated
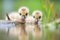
(0, 22, 60, 40)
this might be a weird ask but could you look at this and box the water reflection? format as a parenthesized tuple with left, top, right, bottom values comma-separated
(0, 22, 60, 40)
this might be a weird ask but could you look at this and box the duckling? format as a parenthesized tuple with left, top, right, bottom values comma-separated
(6, 6, 29, 22)
(5, 6, 29, 37)
(32, 10, 42, 24)
(26, 10, 42, 32)
(32, 10, 42, 40)
(18, 6, 29, 23)
(18, 6, 29, 40)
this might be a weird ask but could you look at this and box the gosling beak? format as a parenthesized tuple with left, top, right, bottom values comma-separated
(22, 15, 25, 21)
(22, 15, 25, 19)
(35, 18, 38, 23)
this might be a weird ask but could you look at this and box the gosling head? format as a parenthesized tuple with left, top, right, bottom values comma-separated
(32, 10, 42, 23)
(18, 6, 29, 20)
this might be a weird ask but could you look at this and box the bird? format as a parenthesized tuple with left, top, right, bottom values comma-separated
(6, 6, 29, 22)
(32, 10, 42, 24)
(18, 6, 29, 23)
(26, 10, 42, 24)
(31, 10, 42, 40)
(5, 6, 29, 39)
(26, 10, 42, 32)
(25, 10, 42, 40)
(18, 6, 29, 40)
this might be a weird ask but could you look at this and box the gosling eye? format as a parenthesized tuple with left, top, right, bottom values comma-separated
(39, 16, 41, 19)
(26, 13, 28, 16)
(19, 13, 21, 15)
(33, 16, 35, 18)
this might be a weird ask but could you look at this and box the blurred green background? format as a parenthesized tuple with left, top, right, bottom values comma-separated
(0, 0, 60, 19)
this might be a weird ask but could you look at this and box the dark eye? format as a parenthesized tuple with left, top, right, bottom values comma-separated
(19, 13, 21, 15)
(26, 13, 28, 16)
(33, 16, 35, 18)
(39, 16, 41, 19)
